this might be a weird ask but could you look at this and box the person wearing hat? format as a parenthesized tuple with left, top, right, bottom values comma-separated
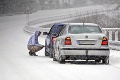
(27, 31, 45, 56)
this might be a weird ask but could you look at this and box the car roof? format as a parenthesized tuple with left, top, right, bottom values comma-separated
(56, 23, 99, 26)
(68, 23, 99, 26)
(54, 23, 62, 25)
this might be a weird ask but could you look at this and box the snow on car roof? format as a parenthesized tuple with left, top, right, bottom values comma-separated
(67, 23, 99, 26)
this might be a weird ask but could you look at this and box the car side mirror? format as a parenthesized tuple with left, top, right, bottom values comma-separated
(43, 32, 48, 35)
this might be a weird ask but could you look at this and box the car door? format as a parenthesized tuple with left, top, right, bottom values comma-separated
(45, 24, 56, 52)
(46, 23, 65, 54)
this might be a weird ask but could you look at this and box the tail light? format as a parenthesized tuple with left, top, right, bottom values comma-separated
(101, 37, 108, 45)
(65, 37, 72, 45)
(52, 36, 57, 44)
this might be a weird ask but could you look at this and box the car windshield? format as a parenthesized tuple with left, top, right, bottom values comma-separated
(68, 25, 102, 34)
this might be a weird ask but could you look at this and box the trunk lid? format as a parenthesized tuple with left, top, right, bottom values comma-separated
(68, 33, 105, 48)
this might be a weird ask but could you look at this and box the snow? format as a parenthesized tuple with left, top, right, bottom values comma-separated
(0, 4, 120, 80)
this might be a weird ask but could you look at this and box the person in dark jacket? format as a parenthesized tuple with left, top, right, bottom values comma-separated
(27, 31, 45, 56)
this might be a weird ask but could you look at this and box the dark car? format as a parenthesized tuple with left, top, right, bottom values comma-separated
(45, 23, 66, 58)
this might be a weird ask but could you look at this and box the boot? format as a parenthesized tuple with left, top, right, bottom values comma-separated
(32, 52, 38, 56)
(29, 51, 33, 56)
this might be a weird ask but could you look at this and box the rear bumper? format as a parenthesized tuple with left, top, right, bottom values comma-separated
(60, 47, 110, 56)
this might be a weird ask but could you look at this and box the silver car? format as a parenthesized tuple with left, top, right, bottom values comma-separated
(53, 23, 110, 64)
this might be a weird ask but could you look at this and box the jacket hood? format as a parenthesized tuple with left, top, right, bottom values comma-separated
(35, 31, 41, 36)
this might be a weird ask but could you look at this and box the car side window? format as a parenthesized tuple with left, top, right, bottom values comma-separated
(59, 27, 66, 36)
(49, 25, 55, 35)
(56, 25, 65, 34)
(48, 24, 66, 36)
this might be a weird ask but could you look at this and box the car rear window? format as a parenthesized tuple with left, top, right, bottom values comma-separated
(68, 25, 102, 34)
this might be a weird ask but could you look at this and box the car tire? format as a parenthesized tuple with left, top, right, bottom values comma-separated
(45, 49, 49, 56)
(45, 45, 49, 56)
(58, 48, 65, 64)
(58, 57, 65, 64)
(53, 49, 57, 61)
(102, 56, 109, 64)
(53, 57, 57, 61)
(49, 47, 53, 58)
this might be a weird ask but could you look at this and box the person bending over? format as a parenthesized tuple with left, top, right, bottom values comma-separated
(27, 31, 45, 56)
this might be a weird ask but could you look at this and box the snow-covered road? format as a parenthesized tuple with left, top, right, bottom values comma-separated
(0, 16, 120, 80)
(1, 5, 120, 80)
(0, 20, 120, 80)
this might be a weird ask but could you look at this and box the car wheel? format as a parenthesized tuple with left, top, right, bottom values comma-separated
(45, 49, 49, 56)
(49, 47, 53, 58)
(45, 44, 49, 56)
(102, 56, 109, 64)
(53, 57, 57, 61)
(58, 48, 65, 64)
(53, 49, 57, 61)
(58, 56, 65, 64)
